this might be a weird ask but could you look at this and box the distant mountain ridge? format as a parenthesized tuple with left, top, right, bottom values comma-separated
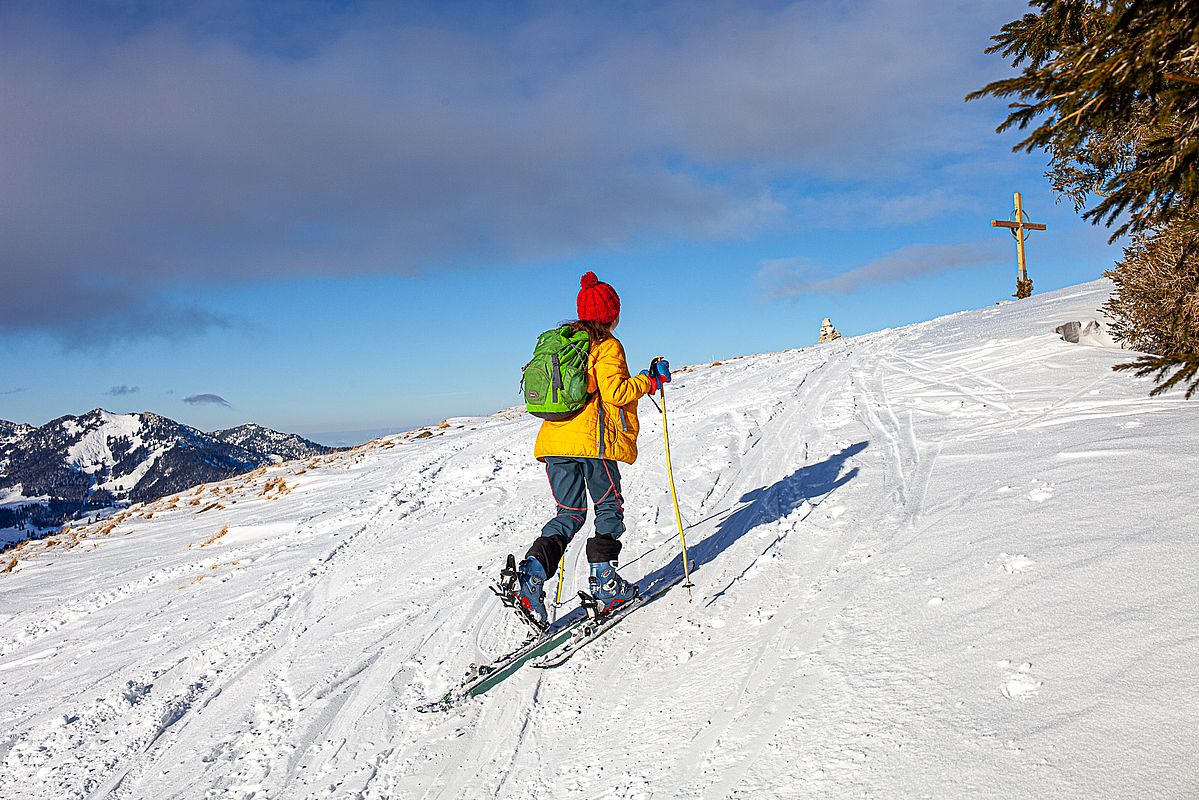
(0, 409, 339, 541)
(211, 424, 336, 462)
(0, 420, 34, 448)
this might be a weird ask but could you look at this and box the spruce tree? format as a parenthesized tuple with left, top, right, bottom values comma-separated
(968, 0, 1199, 398)
(1106, 226, 1199, 396)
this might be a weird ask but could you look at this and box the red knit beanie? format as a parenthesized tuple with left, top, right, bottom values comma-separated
(576, 271, 620, 324)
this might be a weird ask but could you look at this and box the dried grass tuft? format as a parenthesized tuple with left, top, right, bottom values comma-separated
(192, 525, 229, 548)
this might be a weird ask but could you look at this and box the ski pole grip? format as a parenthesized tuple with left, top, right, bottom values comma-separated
(649, 356, 668, 396)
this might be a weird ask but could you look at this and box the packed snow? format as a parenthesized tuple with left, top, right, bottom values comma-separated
(1, 280, 1196, 799)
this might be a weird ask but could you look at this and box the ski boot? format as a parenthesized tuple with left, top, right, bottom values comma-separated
(493, 554, 549, 632)
(586, 561, 639, 616)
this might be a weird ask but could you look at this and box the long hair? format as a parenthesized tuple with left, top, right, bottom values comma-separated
(568, 318, 615, 344)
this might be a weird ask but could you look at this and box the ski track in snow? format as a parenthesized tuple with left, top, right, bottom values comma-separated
(2, 280, 1198, 799)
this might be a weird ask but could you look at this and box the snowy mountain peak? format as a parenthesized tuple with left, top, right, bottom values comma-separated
(63, 410, 147, 474)
(1, 410, 339, 543)
(210, 424, 337, 463)
(0, 420, 34, 447)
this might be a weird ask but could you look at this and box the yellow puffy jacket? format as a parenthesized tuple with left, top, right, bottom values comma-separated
(534, 336, 654, 465)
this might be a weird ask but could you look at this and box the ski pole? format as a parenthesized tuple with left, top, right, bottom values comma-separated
(552, 554, 566, 622)
(652, 357, 694, 601)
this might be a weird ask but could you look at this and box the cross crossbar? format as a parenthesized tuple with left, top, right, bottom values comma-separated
(991, 220, 1047, 231)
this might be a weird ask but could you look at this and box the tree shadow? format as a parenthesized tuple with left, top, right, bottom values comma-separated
(635, 441, 868, 596)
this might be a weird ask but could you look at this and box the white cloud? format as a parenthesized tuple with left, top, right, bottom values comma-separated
(762, 241, 1005, 297)
(105, 385, 140, 396)
(184, 393, 232, 408)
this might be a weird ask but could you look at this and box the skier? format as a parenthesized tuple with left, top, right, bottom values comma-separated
(507, 271, 671, 627)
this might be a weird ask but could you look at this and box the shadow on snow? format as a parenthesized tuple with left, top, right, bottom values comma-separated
(632, 441, 868, 600)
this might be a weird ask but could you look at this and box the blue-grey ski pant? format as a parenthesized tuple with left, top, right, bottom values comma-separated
(526, 456, 624, 577)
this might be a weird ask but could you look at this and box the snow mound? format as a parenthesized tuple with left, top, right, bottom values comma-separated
(1054, 317, 1124, 348)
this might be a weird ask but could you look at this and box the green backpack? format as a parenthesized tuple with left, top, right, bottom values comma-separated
(522, 325, 592, 420)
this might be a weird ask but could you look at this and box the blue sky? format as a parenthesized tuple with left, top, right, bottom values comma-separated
(0, 1, 1120, 444)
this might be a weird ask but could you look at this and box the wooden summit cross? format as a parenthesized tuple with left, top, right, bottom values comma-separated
(991, 192, 1047, 299)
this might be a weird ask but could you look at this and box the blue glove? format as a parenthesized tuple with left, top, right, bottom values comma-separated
(639, 359, 671, 394)
(649, 359, 671, 383)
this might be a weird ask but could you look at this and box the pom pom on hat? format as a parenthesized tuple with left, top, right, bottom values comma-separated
(576, 271, 620, 324)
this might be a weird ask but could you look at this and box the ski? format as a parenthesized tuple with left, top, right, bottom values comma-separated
(531, 573, 686, 670)
(416, 566, 686, 712)
(415, 612, 586, 713)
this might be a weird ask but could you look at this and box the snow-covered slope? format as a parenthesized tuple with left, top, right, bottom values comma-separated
(1, 280, 1196, 799)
